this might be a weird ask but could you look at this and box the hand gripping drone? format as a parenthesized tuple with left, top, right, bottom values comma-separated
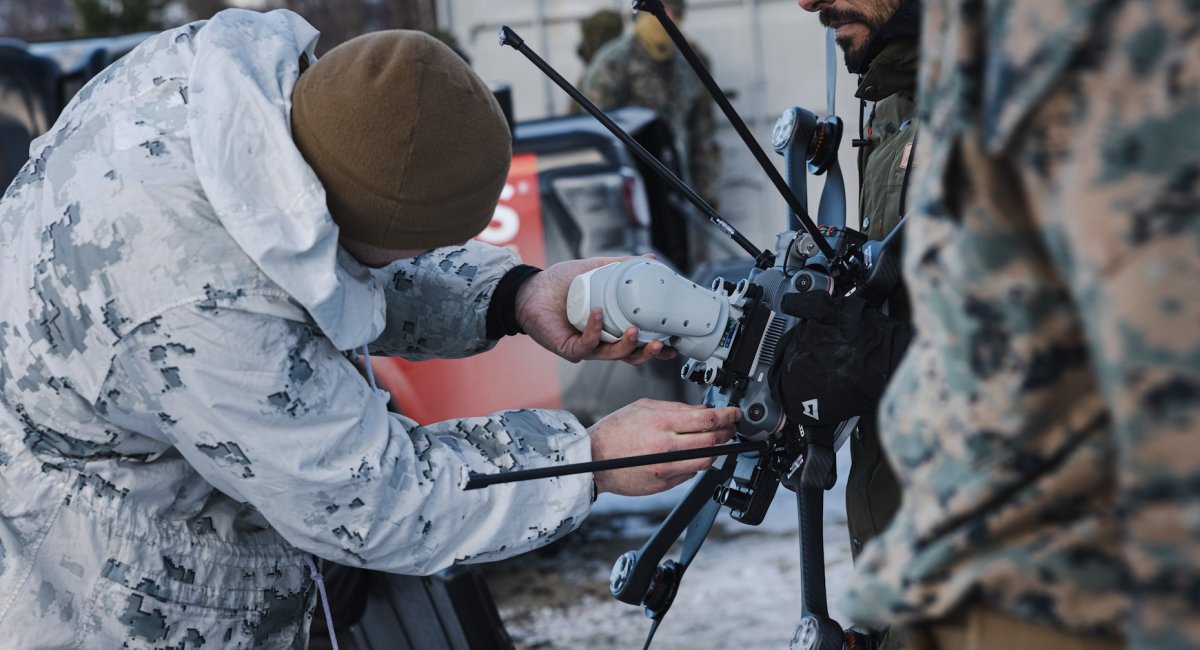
(466, 3, 906, 648)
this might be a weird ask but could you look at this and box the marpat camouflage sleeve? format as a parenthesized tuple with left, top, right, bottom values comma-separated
(579, 40, 630, 110)
(1016, 3, 1200, 644)
(687, 79, 721, 210)
(841, 1, 1200, 646)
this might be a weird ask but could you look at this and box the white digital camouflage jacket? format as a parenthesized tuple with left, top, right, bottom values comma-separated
(0, 10, 593, 648)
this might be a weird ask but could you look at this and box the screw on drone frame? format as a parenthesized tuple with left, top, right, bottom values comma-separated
(633, 0, 839, 264)
(496, 26, 772, 268)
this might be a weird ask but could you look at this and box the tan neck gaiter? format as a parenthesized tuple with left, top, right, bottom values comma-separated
(634, 12, 676, 62)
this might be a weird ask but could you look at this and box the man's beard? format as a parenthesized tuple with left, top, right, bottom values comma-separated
(819, 7, 880, 72)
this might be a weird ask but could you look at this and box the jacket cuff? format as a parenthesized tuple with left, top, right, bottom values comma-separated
(485, 264, 542, 340)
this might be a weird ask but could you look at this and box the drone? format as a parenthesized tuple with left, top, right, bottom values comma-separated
(466, 3, 906, 648)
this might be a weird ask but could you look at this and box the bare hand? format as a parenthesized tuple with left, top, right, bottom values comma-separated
(515, 257, 678, 365)
(588, 399, 740, 496)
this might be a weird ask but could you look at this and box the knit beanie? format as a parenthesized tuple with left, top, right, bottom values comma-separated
(291, 31, 512, 250)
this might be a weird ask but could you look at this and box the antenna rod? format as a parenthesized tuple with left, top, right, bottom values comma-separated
(464, 439, 769, 489)
(634, 0, 838, 262)
(497, 26, 770, 265)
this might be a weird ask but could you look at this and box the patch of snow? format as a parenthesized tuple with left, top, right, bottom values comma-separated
(492, 446, 858, 649)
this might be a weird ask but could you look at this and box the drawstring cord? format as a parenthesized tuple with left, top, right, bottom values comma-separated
(361, 344, 378, 390)
(304, 555, 340, 650)
(301, 346, 376, 649)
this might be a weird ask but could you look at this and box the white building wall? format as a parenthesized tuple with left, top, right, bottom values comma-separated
(437, 0, 861, 253)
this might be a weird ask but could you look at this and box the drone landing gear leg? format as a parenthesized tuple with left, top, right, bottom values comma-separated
(782, 431, 847, 650)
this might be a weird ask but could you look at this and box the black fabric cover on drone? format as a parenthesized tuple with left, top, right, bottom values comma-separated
(769, 292, 912, 426)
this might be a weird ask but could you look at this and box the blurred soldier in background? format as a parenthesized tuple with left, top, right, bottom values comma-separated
(568, 9, 623, 118)
(576, 8, 623, 66)
(579, 0, 722, 236)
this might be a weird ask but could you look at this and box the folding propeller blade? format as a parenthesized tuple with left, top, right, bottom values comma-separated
(818, 154, 846, 230)
(633, 0, 837, 262)
(642, 619, 662, 650)
(681, 494, 721, 566)
(817, 27, 848, 231)
(639, 489, 721, 649)
(826, 28, 838, 118)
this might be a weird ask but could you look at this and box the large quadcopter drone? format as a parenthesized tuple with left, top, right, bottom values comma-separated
(467, 3, 906, 648)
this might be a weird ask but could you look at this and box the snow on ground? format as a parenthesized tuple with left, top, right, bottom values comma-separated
(485, 447, 855, 649)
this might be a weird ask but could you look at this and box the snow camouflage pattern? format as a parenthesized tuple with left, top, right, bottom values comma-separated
(0, 10, 593, 648)
(841, 1, 1200, 648)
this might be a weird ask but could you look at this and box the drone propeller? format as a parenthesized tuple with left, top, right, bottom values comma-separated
(772, 29, 847, 255)
(638, 494, 722, 649)
(643, 620, 662, 650)
(816, 29, 848, 232)
(826, 29, 838, 118)
(815, 30, 847, 231)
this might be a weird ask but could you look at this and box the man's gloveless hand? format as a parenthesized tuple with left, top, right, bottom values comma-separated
(515, 256, 678, 366)
(588, 399, 741, 496)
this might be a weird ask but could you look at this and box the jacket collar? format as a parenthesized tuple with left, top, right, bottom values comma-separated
(855, 38, 918, 102)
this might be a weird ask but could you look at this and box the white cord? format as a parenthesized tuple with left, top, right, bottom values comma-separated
(303, 346, 374, 649)
(304, 555, 340, 650)
(360, 345, 377, 390)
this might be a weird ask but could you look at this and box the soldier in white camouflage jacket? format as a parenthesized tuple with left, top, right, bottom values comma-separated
(0, 10, 740, 648)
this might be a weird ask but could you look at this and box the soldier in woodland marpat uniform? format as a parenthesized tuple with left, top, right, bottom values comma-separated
(777, 1, 1200, 649)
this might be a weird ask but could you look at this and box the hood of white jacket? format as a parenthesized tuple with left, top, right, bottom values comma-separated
(186, 9, 385, 351)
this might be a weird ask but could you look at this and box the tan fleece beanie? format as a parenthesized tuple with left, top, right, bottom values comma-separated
(291, 31, 512, 250)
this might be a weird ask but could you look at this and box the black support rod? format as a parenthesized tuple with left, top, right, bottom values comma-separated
(464, 439, 769, 489)
(498, 26, 770, 266)
(634, 0, 838, 262)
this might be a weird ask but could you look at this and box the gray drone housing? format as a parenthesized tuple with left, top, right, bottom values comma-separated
(566, 259, 737, 361)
